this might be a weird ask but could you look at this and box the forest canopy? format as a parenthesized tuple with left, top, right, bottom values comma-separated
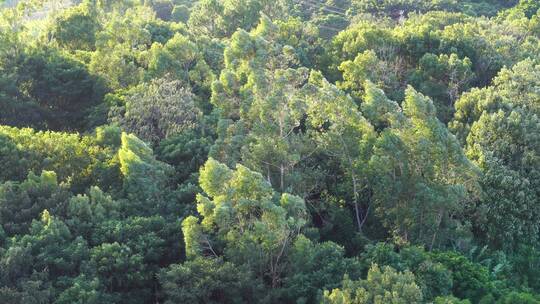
(1, 0, 540, 303)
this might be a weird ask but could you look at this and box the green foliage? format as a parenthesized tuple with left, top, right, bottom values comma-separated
(509, 245, 540, 291)
(283, 235, 363, 303)
(360, 243, 454, 300)
(409, 53, 474, 122)
(188, 0, 288, 38)
(171, 4, 190, 23)
(145, 32, 214, 102)
(65, 186, 119, 239)
(452, 59, 540, 250)
(321, 264, 423, 303)
(156, 129, 212, 183)
(55, 275, 112, 304)
(185, 158, 308, 287)
(368, 86, 478, 249)
(89, 242, 148, 296)
(159, 257, 263, 304)
(210, 17, 327, 196)
(112, 78, 202, 145)
(434, 296, 472, 304)
(2, 1, 540, 303)
(431, 251, 494, 302)
(0, 125, 119, 192)
(495, 291, 540, 304)
(19, 211, 89, 280)
(4, 47, 106, 130)
(0, 171, 70, 236)
(305, 71, 376, 233)
(514, 0, 540, 18)
(91, 216, 181, 266)
(118, 132, 172, 215)
(49, 3, 100, 51)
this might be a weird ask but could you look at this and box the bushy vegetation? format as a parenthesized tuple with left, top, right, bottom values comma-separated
(1, 0, 540, 303)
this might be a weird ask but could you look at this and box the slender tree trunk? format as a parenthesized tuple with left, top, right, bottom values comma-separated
(430, 209, 444, 251)
(280, 164, 284, 192)
(352, 175, 362, 232)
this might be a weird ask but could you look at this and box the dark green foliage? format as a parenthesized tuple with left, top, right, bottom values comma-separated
(282, 235, 363, 303)
(431, 251, 494, 302)
(90, 216, 182, 265)
(0, 43, 106, 130)
(360, 243, 454, 300)
(509, 245, 540, 291)
(50, 3, 100, 51)
(89, 242, 148, 295)
(55, 275, 113, 304)
(156, 129, 212, 183)
(0, 171, 71, 236)
(1, 0, 540, 303)
(159, 258, 263, 304)
(171, 4, 190, 23)
(18, 48, 106, 130)
(452, 59, 540, 250)
(495, 291, 540, 304)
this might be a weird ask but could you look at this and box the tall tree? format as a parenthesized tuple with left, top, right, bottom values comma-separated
(304, 71, 376, 232)
(452, 59, 540, 250)
(367, 86, 478, 249)
(183, 158, 307, 288)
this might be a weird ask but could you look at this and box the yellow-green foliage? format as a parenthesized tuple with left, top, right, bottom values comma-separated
(0, 125, 116, 190)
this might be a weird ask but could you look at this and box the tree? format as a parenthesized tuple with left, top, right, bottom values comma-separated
(91, 216, 181, 268)
(186, 0, 224, 37)
(18, 211, 89, 281)
(0, 125, 118, 192)
(304, 71, 376, 232)
(187, 0, 288, 38)
(367, 86, 478, 249)
(0, 133, 26, 182)
(88, 242, 148, 297)
(0, 171, 71, 236)
(2, 1, 540, 303)
(431, 251, 494, 303)
(64, 186, 119, 239)
(183, 158, 307, 288)
(117, 132, 172, 215)
(89, 5, 165, 89)
(514, 0, 540, 18)
(171, 5, 190, 23)
(55, 275, 112, 304)
(282, 235, 363, 303)
(159, 258, 263, 304)
(409, 53, 475, 123)
(451, 59, 540, 250)
(210, 17, 325, 196)
(434, 296, 472, 304)
(321, 264, 424, 304)
(338, 49, 403, 102)
(18, 48, 106, 130)
(360, 80, 401, 131)
(495, 291, 540, 304)
(113, 78, 202, 145)
(360, 243, 454, 300)
(156, 128, 213, 183)
(49, 2, 100, 51)
(350, 0, 461, 18)
(145, 33, 214, 101)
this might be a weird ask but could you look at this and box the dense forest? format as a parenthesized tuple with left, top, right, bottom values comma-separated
(1, 0, 540, 303)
